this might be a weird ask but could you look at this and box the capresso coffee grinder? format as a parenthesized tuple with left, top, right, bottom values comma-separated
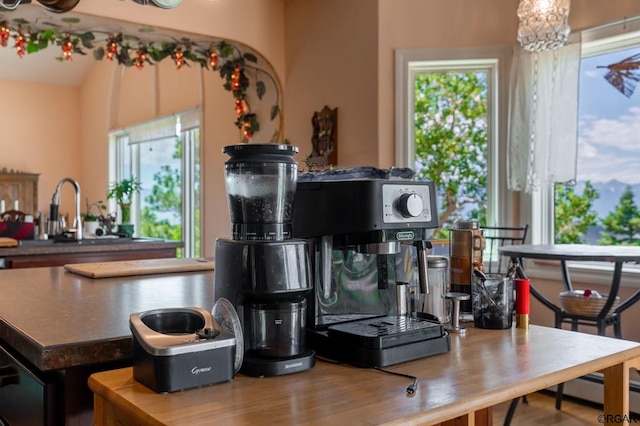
(292, 171, 450, 367)
(214, 144, 315, 377)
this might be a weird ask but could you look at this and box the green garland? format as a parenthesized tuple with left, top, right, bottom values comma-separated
(0, 18, 281, 140)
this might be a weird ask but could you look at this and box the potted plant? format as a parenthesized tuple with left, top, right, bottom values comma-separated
(82, 199, 107, 235)
(107, 178, 142, 237)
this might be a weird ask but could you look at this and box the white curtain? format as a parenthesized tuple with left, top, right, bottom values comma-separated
(507, 41, 581, 193)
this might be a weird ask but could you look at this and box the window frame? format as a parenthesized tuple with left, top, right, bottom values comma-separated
(108, 110, 202, 257)
(394, 46, 513, 229)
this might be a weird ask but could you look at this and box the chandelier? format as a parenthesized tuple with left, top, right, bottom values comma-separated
(517, 0, 571, 52)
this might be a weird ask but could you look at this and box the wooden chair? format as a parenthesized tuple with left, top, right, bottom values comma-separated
(1, 210, 26, 222)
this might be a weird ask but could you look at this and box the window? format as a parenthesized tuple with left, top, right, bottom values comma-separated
(553, 26, 640, 246)
(109, 110, 201, 257)
(518, 18, 640, 286)
(395, 47, 512, 233)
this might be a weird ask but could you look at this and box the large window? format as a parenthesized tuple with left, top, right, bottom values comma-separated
(109, 110, 201, 257)
(395, 47, 511, 234)
(554, 28, 640, 246)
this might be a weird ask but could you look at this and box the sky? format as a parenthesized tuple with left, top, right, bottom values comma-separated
(577, 46, 640, 184)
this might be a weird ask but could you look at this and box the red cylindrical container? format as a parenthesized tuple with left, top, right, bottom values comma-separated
(515, 278, 530, 329)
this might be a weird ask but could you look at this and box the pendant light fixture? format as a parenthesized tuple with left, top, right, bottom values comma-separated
(517, 0, 571, 52)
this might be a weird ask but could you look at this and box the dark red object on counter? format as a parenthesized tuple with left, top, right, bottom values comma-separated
(515, 278, 530, 328)
(0, 222, 34, 240)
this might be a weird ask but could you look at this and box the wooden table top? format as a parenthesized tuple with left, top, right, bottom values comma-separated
(89, 325, 640, 425)
(499, 244, 640, 262)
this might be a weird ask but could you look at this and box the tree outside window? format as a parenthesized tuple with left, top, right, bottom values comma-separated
(413, 71, 489, 238)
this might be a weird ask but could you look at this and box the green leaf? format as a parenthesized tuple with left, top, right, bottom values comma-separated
(270, 105, 280, 121)
(79, 32, 95, 49)
(243, 52, 258, 63)
(25, 41, 41, 54)
(220, 43, 234, 58)
(93, 47, 105, 61)
(149, 48, 171, 62)
(39, 28, 59, 42)
(256, 81, 266, 99)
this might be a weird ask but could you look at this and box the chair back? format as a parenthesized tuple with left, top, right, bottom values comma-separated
(1, 210, 26, 222)
(481, 225, 529, 274)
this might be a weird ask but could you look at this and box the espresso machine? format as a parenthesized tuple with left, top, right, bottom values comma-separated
(214, 144, 315, 377)
(292, 171, 450, 367)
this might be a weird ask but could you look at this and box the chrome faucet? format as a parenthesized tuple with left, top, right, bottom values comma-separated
(49, 177, 83, 240)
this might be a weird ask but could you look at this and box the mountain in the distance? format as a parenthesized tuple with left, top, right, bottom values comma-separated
(571, 179, 637, 244)
(573, 179, 639, 219)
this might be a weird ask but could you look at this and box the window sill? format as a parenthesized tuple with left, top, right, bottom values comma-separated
(522, 259, 640, 289)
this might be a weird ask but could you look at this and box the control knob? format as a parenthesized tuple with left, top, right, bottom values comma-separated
(396, 193, 423, 218)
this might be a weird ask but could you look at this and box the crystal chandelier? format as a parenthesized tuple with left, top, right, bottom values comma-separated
(517, 0, 571, 52)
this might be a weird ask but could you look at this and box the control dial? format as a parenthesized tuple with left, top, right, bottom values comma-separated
(396, 193, 423, 218)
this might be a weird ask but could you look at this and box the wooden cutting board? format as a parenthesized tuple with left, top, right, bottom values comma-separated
(0, 237, 18, 248)
(64, 258, 215, 278)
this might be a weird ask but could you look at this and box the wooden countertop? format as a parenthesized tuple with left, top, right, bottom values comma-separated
(89, 325, 640, 425)
(0, 267, 214, 371)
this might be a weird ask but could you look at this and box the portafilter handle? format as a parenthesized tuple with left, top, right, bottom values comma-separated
(414, 240, 433, 295)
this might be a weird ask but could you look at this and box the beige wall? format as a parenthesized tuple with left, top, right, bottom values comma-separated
(0, 79, 81, 213)
(283, 0, 379, 167)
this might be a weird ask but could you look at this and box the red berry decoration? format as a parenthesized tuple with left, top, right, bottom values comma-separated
(0, 25, 10, 47)
(14, 33, 25, 58)
(106, 38, 118, 61)
(583, 289, 592, 297)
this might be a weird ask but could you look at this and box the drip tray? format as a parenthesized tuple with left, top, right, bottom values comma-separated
(328, 316, 444, 350)
(314, 316, 450, 367)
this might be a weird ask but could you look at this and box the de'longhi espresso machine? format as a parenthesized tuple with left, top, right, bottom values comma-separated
(292, 169, 450, 367)
(214, 144, 315, 377)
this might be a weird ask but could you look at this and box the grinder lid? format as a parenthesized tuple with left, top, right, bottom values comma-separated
(212, 298, 244, 372)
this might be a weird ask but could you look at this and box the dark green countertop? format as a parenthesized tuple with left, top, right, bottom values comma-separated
(0, 267, 215, 371)
(0, 237, 182, 256)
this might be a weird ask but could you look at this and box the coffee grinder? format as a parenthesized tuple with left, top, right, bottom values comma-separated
(214, 144, 315, 377)
(292, 172, 450, 367)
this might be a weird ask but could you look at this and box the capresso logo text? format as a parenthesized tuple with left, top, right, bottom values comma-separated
(191, 366, 213, 375)
(285, 361, 304, 369)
